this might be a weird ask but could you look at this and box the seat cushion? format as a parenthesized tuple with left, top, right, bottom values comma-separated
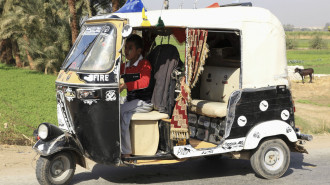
(131, 111, 169, 121)
(200, 66, 240, 103)
(190, 99, 227, 118)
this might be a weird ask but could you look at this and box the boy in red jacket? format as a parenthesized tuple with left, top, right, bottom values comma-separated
(120, 34, 153, 158)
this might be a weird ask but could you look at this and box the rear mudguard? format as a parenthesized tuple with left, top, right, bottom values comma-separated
(33, 133, 86, 168)
(243, 120, 298, 150)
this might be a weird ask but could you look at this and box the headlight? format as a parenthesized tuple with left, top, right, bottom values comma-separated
(37, 123, 64, 141)
(38, 124, 49, 140)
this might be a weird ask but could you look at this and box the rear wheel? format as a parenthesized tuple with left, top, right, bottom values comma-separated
(36, 152, 76, 185)
(250, 138, 290, 179)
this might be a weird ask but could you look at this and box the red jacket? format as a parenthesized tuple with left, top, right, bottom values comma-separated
(120, 59, 152, 92)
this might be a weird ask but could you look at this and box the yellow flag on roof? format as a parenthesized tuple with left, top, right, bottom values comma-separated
(141, 8, 151, 26)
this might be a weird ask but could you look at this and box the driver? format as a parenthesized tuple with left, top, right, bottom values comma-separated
(119, 34, 153, 159)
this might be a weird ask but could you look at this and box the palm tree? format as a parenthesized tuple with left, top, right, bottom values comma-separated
(112, 0, 119, 12)
(68, 0, 78, 44)
(0, 0, 24, 67)
(0, 0, 125, 73)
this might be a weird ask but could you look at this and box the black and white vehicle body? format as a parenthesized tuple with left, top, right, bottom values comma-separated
(32, 3, 312, 185)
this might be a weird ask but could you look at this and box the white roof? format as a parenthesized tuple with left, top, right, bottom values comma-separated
(90, 7, 289, 89)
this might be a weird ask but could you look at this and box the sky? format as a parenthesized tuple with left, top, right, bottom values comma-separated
(141, 0, 330, 28)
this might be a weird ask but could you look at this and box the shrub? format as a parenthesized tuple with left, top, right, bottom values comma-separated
(310, 35, 328, 49)
(286, 37, 298, 49)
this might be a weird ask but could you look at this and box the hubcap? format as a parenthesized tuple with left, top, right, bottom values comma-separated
(263, 147, 284, 171)
(51, 160, 64, 177)
(49, 154, 71, 182)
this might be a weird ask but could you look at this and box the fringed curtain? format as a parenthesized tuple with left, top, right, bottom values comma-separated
(170, 29, 209, 141)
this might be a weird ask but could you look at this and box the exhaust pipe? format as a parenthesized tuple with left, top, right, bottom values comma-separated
(295, 128, 313, 141)
(297, 133, 313, 141)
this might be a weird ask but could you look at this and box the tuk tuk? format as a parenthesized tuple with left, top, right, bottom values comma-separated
(33, 5, 313, 185)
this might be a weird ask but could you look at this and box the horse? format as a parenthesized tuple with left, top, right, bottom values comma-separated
(294, 67, 314, 83)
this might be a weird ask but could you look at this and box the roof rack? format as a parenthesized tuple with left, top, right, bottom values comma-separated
(221, 2, 252, 7)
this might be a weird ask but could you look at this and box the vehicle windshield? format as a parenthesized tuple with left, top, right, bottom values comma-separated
(62, 23, 117, 72)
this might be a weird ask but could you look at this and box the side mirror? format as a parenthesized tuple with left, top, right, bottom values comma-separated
(122, 24, 132, 38)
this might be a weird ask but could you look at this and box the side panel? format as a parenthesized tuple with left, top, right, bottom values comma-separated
(173, 137, 246, 159)
(57, 84, 120, 165)
(226, 87, 294, 139)
(243, 120, 298, 150)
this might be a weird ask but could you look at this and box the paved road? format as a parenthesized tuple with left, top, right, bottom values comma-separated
(71, 148, 329, 185)
(1, 136, 329, 185)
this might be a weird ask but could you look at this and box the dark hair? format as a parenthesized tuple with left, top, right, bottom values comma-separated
(126, 34, 143, 49)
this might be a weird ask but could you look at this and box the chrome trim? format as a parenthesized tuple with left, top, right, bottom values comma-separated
(55, 81, 118, 87)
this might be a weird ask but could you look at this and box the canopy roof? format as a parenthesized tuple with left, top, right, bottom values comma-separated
(116, 0, 147, 13)
(89, 6, 288, 89)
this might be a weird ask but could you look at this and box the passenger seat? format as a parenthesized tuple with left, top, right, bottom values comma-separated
(190, 66, 240, 118)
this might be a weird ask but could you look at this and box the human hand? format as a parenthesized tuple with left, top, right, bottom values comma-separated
(120, 83, 127, 92)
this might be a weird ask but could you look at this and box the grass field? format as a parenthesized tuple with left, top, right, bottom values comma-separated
(1, 61, 329, 144)
(286, 31, 330, 49)
(286, 31, 330, 39)
(1, 31, 330, 144)
(155, 36, 186, 62)
(291, 76, 330, 134)
(287, 49, 330, 74)
(0, 64, 57, 144)
(292, 39, 330, 49)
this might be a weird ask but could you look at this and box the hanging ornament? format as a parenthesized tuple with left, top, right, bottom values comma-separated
(141, 8, 151, 26)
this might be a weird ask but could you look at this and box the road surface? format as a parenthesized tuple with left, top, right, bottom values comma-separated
(0, 135, 329, 185)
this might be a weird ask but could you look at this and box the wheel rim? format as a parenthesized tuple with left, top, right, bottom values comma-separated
(49, 155, 71, 182)
(263, 146, 284, 171)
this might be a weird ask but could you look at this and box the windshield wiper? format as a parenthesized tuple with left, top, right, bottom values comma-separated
(64, 27, 105, 72)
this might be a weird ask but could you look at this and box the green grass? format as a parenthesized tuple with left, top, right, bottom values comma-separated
(287, 49, 330, 74)
(295, 115, 313, 134)
(155, 36, 186, 62)
(293, 39, 330, 49)
(297, 99, 330, 107)
(295, 115, 330, 134)
(286, 31, 330, 37)
(286, 31, 330, 49)
(0, 64, 57, 144)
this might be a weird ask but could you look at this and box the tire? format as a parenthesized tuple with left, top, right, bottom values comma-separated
(36, 152, 76, 185)
(250, 138, 290, 179)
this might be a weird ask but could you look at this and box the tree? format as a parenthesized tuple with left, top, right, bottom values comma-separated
(310, 35, 327, 49)
(0, 0, 25, 67)
(324, 23, 330, 32)
(286, 37, 297, 50)
(0, 39, 14, 65)
(0, 0, 125, 73)
(283, 24, 295, 32)
(68, 0, 78, 44)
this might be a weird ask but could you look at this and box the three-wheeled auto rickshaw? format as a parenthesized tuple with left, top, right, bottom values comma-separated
(33, 5, 313, 185)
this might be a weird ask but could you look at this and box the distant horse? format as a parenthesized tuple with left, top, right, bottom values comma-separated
(294, 68, 314, 83)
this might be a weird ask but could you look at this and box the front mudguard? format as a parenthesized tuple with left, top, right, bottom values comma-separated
(33, 132, 86, 168)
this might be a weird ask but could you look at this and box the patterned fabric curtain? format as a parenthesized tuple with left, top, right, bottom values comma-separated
(170, 29, 209, 141)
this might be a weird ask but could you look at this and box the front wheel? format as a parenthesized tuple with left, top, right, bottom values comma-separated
(36, 152, 76, 185)
(250, 138, 290, 179)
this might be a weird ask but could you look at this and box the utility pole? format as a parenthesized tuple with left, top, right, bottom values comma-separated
(164, 0, 169, 10)
(180, 0, 183, 9)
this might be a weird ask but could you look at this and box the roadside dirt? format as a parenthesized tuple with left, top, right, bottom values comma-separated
(0, 134, 329, 181)
(0, 77, 329, 183)
(0, 145, 37, 177)
(291, 76, 330, 132)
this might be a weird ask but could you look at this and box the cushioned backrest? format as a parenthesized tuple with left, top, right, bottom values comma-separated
(147, 44, 182, 114)
(200, 66, 240, 102)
